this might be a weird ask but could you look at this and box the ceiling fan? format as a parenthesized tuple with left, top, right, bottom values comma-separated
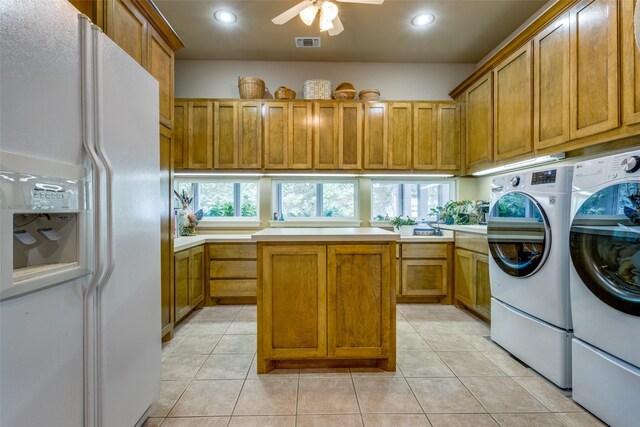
(272, 0, 384, 37)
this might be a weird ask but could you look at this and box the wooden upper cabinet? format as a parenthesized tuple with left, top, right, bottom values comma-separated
(338, 102, 363, 169)
(264, 102, 289, 169)
(188, 101, 213, 169)
(214, 101, 238, 168)
(147, 24, 174, 129)
(314, 102, 339, 169)
(364, 102, 389, 169)
(173, 100, 188, 169)
(413, 103, 436, 170)
(388, 103, 412, 169)
(238, 102, 262, 169)
(106, 0, 147, 66)
(465, 74, 493, 170)
(569, 0, 618, 139)
(621, 0, 640, 126)
(436, 103, 460, 170)
(533, 14, 571, 150)
(290, 102, 313, 169)
(493, 42, 533, 162)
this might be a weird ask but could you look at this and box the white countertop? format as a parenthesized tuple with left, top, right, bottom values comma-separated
(174, 234, 252, 252)
(251, 227, 399, 242)
(438, 224, 487, 235)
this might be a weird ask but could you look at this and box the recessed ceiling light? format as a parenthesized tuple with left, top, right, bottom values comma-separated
(214, 10, 237, 24)
(411, 13, 435, 27)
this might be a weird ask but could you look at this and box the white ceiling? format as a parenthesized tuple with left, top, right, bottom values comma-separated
(155, 0, 549, 63)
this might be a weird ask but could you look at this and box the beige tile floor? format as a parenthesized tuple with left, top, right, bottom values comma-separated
(144, 304, 606, 427)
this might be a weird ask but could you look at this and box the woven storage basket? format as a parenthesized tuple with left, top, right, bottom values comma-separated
(303, 79, 332, 100)
(359, 89, 380, 101)
(334, 82, 356, 100)
(275, 86, 296, 99)
(238, 76, 265, 99)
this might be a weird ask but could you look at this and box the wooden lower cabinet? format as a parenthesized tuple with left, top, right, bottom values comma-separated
(174, 246, 205, 324)
(209, 243, 257, 304)
(397, 242, 453, 303)
(454, 232, 491, 321)
(258, 242, 395, 373)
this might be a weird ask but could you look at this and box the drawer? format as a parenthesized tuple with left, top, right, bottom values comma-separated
(210, 260, 257, 279)
(401, 243, 449, 259)
(209, 243, 257, 259)
(210, 279, 256, 297)
(455, 233, 488, 254)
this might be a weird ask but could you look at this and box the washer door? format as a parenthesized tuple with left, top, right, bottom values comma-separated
(488, 192, 551, 278)
(570, 182, 640, 316)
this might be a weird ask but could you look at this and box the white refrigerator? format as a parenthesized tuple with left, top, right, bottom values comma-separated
(0, 0, 161, 426)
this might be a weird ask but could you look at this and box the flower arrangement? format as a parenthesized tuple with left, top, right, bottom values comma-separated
(174, 189, 203, 236)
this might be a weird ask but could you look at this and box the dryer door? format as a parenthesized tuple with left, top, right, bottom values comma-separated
(488, 192, 551, 278)
(570, 182, 640, 316)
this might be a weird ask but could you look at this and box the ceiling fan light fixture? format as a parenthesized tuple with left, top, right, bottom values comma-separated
(214, 9, 237, 24)
(319, 15, 334, 32)
(321, 1, 339, 21)
(299, 5, 318, 26)
(411, 13, 435, 27)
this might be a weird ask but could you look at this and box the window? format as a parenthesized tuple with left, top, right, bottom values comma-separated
(174, 179, 259, 219)
(371, 180, 454, 220)
(274, 180, 357, 219)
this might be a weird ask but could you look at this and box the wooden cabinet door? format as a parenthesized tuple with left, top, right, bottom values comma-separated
(388, 103, 412, 169)
(106, 0, 147, 66)
(454, 249, 475, 307)
(189, 246, 204, 307)
(364, 103, 389, 169)
(396, 259, 401, 297)
(314, 102, 339, 169)
(160, 127, 174, 338)
(290, 102, 313, 169)
(264, 102, 289, 169)
(238, 101, 262, 169)
(214, 101, 238, 168)
(147, 25, 174, 129)
(436, 103, 460, 170)
(262, 245, 327, 359)
(621, 0, 640, 125)
(339, 102, 363, 169)
(401, 259, 448, 296)
(413, 103, 436, 170)
(188, 101, 213, 169)
(174, 250, 191, 323)
(327, 244, 391, 358)
(465, 74, 493, 170)
(569, 0, 619, 139)
(474, 254, 491, 315)
(173, 101, 188, 169)
(493, 43, 533, 161)
(533, 14, 570, 150)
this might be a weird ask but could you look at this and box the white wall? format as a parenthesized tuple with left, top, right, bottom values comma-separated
(175, 60, 475, 100)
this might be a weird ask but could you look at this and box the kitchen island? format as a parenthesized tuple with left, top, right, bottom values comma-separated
(252, 228, 398, 373)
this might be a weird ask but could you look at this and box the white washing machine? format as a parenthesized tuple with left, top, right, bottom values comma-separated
(569, 150, 640, 427)
(488, 165, 573, 388)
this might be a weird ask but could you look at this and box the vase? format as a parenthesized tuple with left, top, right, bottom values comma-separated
(397, 225, 415, 236)
(178, 204, 197, 236)
(444, 217, 454, 225)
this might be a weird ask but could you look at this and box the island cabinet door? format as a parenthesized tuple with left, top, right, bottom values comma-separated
(261, 245, 327, 359)
(174, 250, 192, 323)
(327, 245, 391, 358)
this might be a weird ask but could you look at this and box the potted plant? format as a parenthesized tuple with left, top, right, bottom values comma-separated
(390, 216, 417, 236)
(430, 200, 475, 225)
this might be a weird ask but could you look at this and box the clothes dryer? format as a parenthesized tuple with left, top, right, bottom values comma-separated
(569, 150, 640, 427)
(488, 166, 573, 388)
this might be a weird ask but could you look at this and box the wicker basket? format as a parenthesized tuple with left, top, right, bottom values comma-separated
(334, 82, 356, 100)
(359, 89, 380, 101)
(238, 76, 265, 99)
(303, 79, 332, 100)
(274, 86, 296, 99)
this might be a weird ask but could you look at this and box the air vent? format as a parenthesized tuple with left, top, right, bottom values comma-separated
(295, 37, 321, 48)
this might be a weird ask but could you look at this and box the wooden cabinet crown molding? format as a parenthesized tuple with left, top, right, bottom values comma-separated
(131, 0, 184, 51)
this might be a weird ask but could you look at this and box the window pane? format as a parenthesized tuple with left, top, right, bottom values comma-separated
(323, 183, 355, 217)
(240, 182, 258, 217)
(200, 182, 234, 217)
(281, 183, 316, 217)
(371, 183, 401, 220)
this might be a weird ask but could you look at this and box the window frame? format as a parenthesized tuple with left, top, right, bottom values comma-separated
(370, 179, 456, 222)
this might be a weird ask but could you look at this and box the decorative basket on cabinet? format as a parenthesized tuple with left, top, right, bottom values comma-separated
(303, 79, 332, 100)
(238, 76, 266, 99)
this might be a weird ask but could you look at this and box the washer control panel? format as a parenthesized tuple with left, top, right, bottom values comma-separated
(622, 155, 640, 173)
(531, 169, 557, 185)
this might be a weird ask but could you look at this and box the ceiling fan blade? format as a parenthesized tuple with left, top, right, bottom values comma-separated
(272, 0, 313, 25)
(328, 15, 344, 36)
(336, 0, 384, 4)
